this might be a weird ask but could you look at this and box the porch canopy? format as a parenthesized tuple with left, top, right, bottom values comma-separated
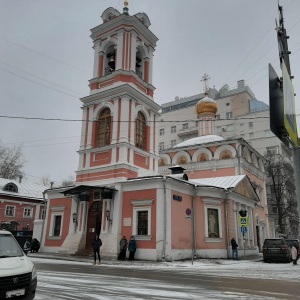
(61, 185, 117, 201)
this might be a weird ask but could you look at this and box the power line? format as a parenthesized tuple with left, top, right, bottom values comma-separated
(0, 67, 81, 99)
(0, 36, 90, 74)
(0, 60, 85, 97)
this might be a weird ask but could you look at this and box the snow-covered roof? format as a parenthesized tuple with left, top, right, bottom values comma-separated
(190, 175, 246, 189)
(0, 178, 46, 200)
(173, 135, 225, 148)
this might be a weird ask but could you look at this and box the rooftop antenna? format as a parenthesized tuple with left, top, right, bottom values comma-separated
(201, 74, 210, 96)
(123, 0, 129, 15)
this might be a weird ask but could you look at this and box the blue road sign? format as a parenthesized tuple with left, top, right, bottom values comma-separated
(241, 226, 247, 234)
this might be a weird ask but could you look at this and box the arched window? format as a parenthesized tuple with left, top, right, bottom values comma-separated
(4, 183, 18, 193)
(136, 112, 146, 150)
(96, 108, 111, 147)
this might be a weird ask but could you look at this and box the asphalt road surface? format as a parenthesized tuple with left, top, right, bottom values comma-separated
(34, 260, 297, 299)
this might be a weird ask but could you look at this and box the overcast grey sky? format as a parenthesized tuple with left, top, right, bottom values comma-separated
(1, 0, 300, 185)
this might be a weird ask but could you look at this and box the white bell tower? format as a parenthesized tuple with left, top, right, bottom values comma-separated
(76, 1, 160, 185)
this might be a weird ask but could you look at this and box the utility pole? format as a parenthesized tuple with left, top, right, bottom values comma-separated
(270, 4, 300, 236)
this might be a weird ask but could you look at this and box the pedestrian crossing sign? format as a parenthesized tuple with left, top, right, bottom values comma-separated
(239, 216, 248, 226)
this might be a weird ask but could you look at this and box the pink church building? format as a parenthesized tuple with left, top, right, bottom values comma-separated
(41, 3, 270, 260)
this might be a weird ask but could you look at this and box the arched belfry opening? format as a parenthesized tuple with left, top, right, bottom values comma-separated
(136, 49, 143, 79)
(105, 44, 116, 75)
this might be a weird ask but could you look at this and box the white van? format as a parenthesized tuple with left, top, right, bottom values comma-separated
(0, 230, 37, 299)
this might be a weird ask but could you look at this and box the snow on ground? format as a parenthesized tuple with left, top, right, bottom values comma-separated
(30, 257, 300, 282)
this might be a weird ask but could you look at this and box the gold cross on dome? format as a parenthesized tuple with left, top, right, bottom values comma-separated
(201, 74, 210, 94)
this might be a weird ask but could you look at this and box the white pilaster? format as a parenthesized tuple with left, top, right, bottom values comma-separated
(86, 106, 93, 149)
(116, 30, 124, 70)
(93, 40, 101, 78)
(119, 96, 130, 143)
(34, 204, 40, 220)
(148, 46, 154, 85)
(79, 107, 88, 151)
(111, 98, 119, 145)
(130, 31, 138, 71)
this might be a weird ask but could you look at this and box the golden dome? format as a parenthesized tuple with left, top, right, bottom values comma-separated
(196, 95, 218, 115)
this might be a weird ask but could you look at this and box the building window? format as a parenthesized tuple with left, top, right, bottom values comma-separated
(136, 112, 146, 150)
(53, 215, 62, 236)
(171, 140, 176, 147)
(3, 183, 18, 193)
(249, 133, 254, 139)
(266, 146, 278, 155)
(183, 123, 188, 130)
(171, 126, 176, 133)
(41, 209, 46, 220)
(226, 112, 232, 119)
(131, 200, 152, 239)
(216, 114, 220, 120)
(23, 208, 32, 218)
(5, 206, 15, 217)
(249, 122, 253, 129)
(159, 142, 164, 150)
(160, 129, 164, 136)
(195, 121, 198, 127)
(240, 123, 244, 131)
(137, 211, 148, 235)
(96, 108, 111, 147)
(216, 126, 221, 134)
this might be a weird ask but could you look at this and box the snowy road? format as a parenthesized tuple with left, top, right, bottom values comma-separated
(31, 258, 299, 299)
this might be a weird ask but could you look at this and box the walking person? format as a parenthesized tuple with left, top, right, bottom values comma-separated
(23, 239, 31, 255)
(92, 234, 102, 265)
(118, 236, 127, 260)
(128, 236, 137, 260)
(291, 243, 298, 266)
(231, 237, 238, 260)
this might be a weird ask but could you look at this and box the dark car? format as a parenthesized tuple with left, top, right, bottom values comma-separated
(286, 239, 300, 258)
(262, 238, 291, 263)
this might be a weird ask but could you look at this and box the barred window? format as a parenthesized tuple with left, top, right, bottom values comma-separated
(96, 108, 111, 147)
(137, 211, 148, 235)
(136, 112, 146, 150)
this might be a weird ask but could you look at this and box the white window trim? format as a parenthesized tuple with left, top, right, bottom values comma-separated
(23, 207, 32, 218)
(131, 199, 152, 240)
(203, 199, 223, 239)
(49, 212, 63, 237)
(4, 205, 15, 217)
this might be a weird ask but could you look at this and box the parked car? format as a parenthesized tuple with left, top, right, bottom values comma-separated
(0, 230, 37, 299)
(262, 238, 291, 263)
(286, 239, 300, 258)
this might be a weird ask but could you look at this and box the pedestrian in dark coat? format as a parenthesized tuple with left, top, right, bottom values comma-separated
(92, 235, 102, 265)
(128, 236, 136, 260)
(31, 238, 40, 253)
(118, 236, 127, 260)
(231, 237, 238, 260)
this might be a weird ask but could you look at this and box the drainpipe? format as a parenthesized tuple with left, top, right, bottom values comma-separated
(191, 184, 197, 265)
(224, 188, 232, 259)
(162, 177, 167, 260)
(40, 190, 48, 250)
